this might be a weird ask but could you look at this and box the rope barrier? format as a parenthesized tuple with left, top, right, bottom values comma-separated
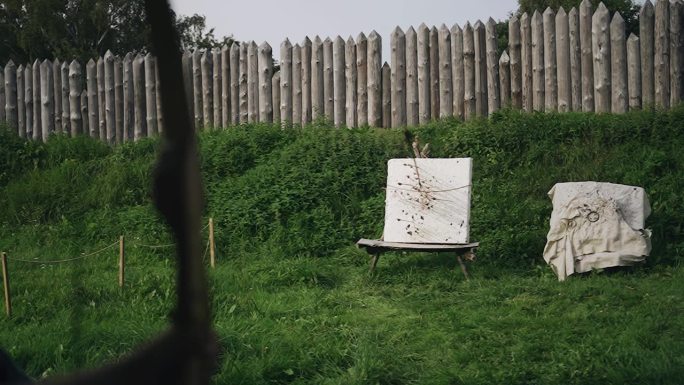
(6, 241, 119, 264)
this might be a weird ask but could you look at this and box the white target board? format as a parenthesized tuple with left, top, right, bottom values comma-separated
(383, 158, 473, 244)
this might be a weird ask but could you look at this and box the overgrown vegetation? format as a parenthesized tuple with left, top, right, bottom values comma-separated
(0, 107, 683, 384)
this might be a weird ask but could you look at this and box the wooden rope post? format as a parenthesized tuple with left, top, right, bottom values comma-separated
(209, 218, 215, 269)
(1, 252, 11, 317)
(119, 236, 125, 288)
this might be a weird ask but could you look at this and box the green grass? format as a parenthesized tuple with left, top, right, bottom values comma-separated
(0, 107, 683, 384)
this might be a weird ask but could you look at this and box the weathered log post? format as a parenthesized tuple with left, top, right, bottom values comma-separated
(323, 37, 334, 120)
(391, 26, 407, 127)
(531, 11, 545, 111)
(301, 37, 312, 125)
(627, 34, 642, 109)
(154, 61, 163, 133)
(345, 36, 358, 128)
(4, 61, 17, 131)
(640, 1, 655, 107)
(221, 44, 231, 127)
(0, 69, 4, 123)
(406, 27, 418, 126)
(463, 22, 476, 120)
(333, 36, 346, 127)
(509, 16, 522, 109)
(569, 7, 582, 110)
(474, 21, 487, 116)
(212, 47, 222, 127)
(53, 59, 62, 133)
(382, 62, 391, 128)
(272, 71, 280, 123)
(368, 31, 383, 127)
(201, 50, 213, 127)
(280, 39, 293, 124)
(17, 67, 24, 137)
(87, 59, 99, 139)
(499, 51, 511, 107)
(429, 26, 440, 119)
(592, 3, 611, 113)
(486, 18, 500, 114)
(311, 36, 324, 120)
(653, 0, 669, 108)
(452, 24, 465, 119)
(292, 43, 303, 126)
(32, 59, 41, 139)
(543, 8, 557, 111)
(670, 0, 683, 106)
(520, 13, 533, 111)
(23, 65, 32, 138)
(123, 53, 133, 141)
(133, 54, 146, 139)
(114, 57, 124, 143)
(438, 24, 453, 118)
(229, 43, 240, 125)
(103, 52, 115, 140)
(556, 7, 571, 112)
(69, 60, 83, 136)
(40, 59, 54, 141)
(258, 41, 273, 123)
(61, 61, 71, 136)
(192, 50, 203, 127)
(580, 0, 594, 111)
(238, 44, 248, 124)
(356, 33, 368, 126)
(611, 12, 628, 113)
(81, 90, 88, 135)
(417, 24, 431, 123)
(144, 53, 158, 135)
(97, 57, 105, 138)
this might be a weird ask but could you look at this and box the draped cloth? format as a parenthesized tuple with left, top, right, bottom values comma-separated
(543, 182, 651, 281)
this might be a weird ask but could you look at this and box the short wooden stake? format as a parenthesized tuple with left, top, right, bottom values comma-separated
(119, 236, 125, 288)
(1, 252, 11, 317)
(209, 218, 215, 269)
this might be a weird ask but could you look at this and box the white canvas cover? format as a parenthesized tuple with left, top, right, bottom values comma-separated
(543, 182, 651, 281)
(383, 158, 472, 244)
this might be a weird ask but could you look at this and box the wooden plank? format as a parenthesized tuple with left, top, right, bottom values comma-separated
(357, 238, 479, 252)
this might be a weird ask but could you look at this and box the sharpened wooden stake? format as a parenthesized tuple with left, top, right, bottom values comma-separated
(119, 236, 125, 288)
(209, 218, 215, 269)
(1, 252, 10, 317)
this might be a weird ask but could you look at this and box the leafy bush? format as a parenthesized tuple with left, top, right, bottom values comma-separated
(1, 105, 683, 266)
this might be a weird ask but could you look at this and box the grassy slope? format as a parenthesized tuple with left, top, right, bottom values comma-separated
(0, 108, 683, 384)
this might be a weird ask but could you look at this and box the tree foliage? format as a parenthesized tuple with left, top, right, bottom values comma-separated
(0, 0, 235, 64)
(517, 0, 641, 35)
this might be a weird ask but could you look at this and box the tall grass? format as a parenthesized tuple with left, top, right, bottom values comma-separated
(0, 106, 683, 384)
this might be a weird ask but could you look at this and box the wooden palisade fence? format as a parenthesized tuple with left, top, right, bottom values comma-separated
(1, 0, 683, 142)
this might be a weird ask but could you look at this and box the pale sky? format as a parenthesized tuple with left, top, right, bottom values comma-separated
(169, 0, 520, 60)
